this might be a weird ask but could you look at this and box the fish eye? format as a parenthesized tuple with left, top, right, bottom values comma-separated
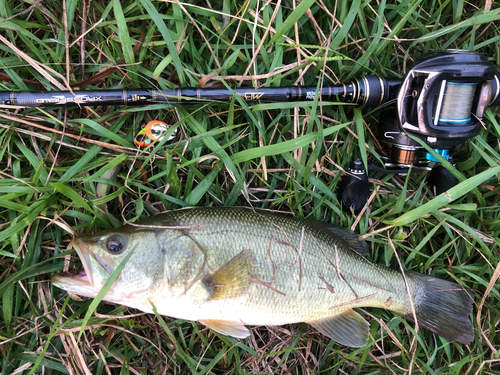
(105, 234, 126, 254)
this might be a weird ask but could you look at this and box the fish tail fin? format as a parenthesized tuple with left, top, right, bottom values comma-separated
(407, 273, 474, 344)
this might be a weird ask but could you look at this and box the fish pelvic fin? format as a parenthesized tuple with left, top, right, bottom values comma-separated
(203, 249, 253, 301)
(307, 309, 369, 348)
(199, 319, 250, 339)
(408, 272, 474, 344)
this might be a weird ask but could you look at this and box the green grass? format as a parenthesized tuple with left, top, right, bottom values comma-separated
(1, 0, 500, 373)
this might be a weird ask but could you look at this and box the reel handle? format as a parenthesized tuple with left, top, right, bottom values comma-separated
(489, 71, 500, 107)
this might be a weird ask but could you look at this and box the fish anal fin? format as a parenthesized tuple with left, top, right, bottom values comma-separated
(199, 319, 250, 338)
(308, 309, 369, 348)
(203, 249, 253, 301)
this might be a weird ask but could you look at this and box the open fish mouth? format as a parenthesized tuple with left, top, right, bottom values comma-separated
(51, 238, 104, 297)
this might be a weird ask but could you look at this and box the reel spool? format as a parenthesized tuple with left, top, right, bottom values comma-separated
(380, 50, 498, 166)
(395, 50, 497, 155)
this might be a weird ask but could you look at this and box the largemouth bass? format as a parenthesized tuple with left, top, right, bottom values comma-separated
(52, 207, 473, 347)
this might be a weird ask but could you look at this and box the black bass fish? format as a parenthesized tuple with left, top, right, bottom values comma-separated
(52, 207, 473, 347)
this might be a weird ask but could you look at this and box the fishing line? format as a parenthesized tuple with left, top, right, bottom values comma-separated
(434, 82, 477, 124)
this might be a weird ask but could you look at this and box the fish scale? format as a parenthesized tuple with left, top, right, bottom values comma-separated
(52, 206, 474, 347)
(153, 207, 408, 319)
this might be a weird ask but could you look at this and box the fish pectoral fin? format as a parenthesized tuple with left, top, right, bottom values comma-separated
(199, 319, 250, 339)
(203, 250, 253, 301)
(307, 309, 369, 348)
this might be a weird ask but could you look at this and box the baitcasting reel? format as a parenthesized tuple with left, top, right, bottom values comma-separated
(339, 50, 500, 213)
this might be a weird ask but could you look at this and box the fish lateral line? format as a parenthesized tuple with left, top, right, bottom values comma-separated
(351, 274, 393, 293)
(328, 293, 379, 310)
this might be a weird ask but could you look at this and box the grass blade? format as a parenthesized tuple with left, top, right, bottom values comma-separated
(137, 0, 185, 84)
(51, 182, 94, 213)
(268, 0, 316, 45)
(385, 166, 500, 226)
(78, 244, 137, 340)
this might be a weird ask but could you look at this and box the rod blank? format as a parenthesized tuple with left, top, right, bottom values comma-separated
(0, 76, 402, 109)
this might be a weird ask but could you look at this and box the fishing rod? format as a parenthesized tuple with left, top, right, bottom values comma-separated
(3, 50, 499, 155)
(2, 51, 499, 139)
(2, 75, 402, 109)
(2, 50, 500, 211)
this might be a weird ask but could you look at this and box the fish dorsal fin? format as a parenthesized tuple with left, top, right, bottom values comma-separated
(307, 309, 369, 348)
(199, 319, 250, 338)
(309, 220, 369, 258)
(203, 250, 253, 301)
